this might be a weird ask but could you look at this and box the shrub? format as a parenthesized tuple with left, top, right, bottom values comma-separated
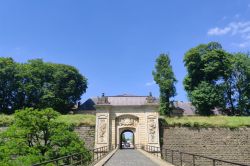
(0, 108, 91, 165)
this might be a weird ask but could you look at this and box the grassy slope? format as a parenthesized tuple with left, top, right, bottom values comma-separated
(0, 114, 96, 127)
(1, 114, 250, 128)
(164, 116, 250, 128)
(56, 114, 96, 126)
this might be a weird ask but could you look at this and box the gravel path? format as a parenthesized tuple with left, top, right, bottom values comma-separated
(104, 149, 159, 166)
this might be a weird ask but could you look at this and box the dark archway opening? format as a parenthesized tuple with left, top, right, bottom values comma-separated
(120, 130, 134, 149)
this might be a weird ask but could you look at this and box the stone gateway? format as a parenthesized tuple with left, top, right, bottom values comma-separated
(94, 94, 160, 149)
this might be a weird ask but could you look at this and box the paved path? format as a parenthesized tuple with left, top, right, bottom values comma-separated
(104, 149, 159, 166)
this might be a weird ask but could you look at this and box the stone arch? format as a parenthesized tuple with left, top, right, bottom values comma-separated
(119, 128, 135, 149)
(115, 115, 139, 148)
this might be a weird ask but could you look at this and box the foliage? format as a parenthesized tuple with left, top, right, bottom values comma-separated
(164, 116, 250, 128)
(153, 54, 177, 115)
(0, 108, 91, 165)
(223, 53, 250, 115)
(0, 58, 19, 114)
(190, 82, 224, 115)
(183, 42, 230, 93)
(0, 58, 87, 114)
(183, 42, 250, 115)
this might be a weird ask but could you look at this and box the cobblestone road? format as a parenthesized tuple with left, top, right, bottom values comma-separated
(104, 149, 159, 166)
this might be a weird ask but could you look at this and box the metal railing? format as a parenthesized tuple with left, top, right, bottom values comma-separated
(143, 145, 161, 158)
(164, 148, 250, 166)
(32, 146, 110, 166)
(91, 146, 110, 164)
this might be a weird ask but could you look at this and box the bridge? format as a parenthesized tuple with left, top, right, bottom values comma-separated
(33, 144, 249, 166)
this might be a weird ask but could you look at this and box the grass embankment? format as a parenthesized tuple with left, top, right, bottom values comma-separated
(56, 114, 96, 126)
(165, 116, 250, 128)
(0, 114, 96, 127)
(1, 114, 250, 128)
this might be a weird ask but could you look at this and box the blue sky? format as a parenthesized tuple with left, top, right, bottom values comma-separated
(0, 0, 250, 102)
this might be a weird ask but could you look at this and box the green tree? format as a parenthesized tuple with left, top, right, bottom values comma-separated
(183, 42, 232, 115)
(190, 82, 224, 115)
(0, 58, 88, 114)
(183, 42, 231, 93)
(0, 108, 91, 165)
(49, 63, 87, 113)
(184, 42, 250, 115)
(153, 54, 177, 115)
(224, 53, 250, 115)
(14, 59, 54, 110)
(0, 58, 18, 114)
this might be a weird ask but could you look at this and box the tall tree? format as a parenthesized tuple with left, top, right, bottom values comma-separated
(49, 63, 88, 113)
(224, 53, 250, 115)
(183, 42, 231, 94)
(0, 58, 87, 114)
(183, 42, 231, 115)
(17, 59, 88, 113)
(190, 82, 224, 115)
(0, 58, 18, 114)
(183, 42, 250, 115)
(153, 54, 177, 115)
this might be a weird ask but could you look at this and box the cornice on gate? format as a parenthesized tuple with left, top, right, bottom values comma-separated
(95, 104, 159, 113)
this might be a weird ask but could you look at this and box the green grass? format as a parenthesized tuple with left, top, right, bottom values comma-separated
(0, 114, 96, 127)
(0, 114, 14, 126)
(1, 114, 250, 128)
(56, 114, 96, 126)
(164, 116, 250, 128)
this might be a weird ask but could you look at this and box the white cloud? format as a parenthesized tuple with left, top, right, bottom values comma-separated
(208, 21, 250, 48)
(145, 81, 156, 86)
(208, 21, 250, 36)
(207, 27, 231, 35)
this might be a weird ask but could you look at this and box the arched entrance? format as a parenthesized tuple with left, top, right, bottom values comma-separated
(94, 94, 160, 150)
(120, 129, 134, 149)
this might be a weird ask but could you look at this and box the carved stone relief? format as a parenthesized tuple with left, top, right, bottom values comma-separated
(98, 118, 107, 143)
(117, 115, 138, 127)
(148, 118, 157, 143)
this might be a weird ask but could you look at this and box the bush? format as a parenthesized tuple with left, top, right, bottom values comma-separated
(0, 108, 91, 165)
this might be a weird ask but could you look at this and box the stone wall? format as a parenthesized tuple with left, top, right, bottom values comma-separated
(0, 126, 96, 150)
(162, 127, 250, 165)
(74, 126, 95, 150)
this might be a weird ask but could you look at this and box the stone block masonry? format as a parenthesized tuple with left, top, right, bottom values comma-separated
(74, 126, 95, 150)
(162, 127, 250, 165)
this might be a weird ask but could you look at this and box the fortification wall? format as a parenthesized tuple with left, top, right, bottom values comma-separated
(162, 127, 250, 165)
